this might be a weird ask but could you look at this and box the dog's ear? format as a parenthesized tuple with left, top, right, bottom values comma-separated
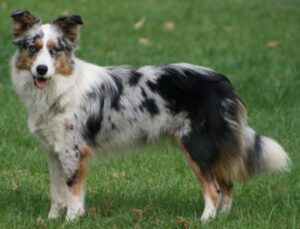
(53, 15, 83, 43)
(11, 10, 40, 38)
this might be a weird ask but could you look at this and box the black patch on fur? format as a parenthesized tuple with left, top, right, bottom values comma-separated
(54, 15, 83, 25)
(74, 145, 79, 150)
(181, 131, 220, 172)
(82, 88, 104, 145)
(129, 71, 143, 86)
(181, 125, 241, 177)
(246, 134, 263, 175)
(141, 88, 147, 99)
(152, 66, 236, 115)
(139, 105, 144, 112)
(153, 66, 243, 172)
(66, 171, 78, 187)
(11, 10, 31, 18)
(146, 80, 157, 92)
(141, 98, 159, 117)
(73, 145, 80, 159)
(110, 74, 123, 110)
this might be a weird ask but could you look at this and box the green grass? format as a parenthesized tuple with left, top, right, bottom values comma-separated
(0, 0, 299, 228)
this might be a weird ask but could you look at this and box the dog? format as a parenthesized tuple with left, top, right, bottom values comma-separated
(10, 10, 290, 221)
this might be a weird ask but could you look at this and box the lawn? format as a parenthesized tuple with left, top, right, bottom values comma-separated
(0, 0, 299, 228)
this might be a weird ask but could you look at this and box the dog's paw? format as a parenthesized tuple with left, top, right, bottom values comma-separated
(48, 209, 60, 219)
(65, 207, 85, 221)
(48, 203, 65, 219)
(200, 209, 216, 223)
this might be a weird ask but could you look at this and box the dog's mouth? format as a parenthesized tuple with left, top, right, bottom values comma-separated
(33, 77, 51, 89)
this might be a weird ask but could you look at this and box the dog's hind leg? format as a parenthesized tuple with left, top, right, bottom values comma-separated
(218, 179, 233, 214)
(46, 151, 68, 219)
(177, 139, 222, 222)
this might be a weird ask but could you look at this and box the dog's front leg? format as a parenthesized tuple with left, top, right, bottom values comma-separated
(56, 144, 91, 221)
(46, 151, 68, 219)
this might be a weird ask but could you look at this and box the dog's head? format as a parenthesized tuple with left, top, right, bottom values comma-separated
(11, 10, 83, 89)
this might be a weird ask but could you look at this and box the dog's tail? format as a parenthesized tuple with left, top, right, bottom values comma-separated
(214, 99, 290, 182)
(242, 126, 290, 177)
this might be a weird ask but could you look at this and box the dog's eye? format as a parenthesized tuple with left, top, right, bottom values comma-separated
(50, 48, 59, 56)
(27, 45, 37, 54)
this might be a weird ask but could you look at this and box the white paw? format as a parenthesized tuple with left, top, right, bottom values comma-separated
(65, 207, 85, 221)
(200, 194, 217, 222)
(200, 210, 216, 222)
(48, 203, 65, 219)
(48, 210, 60, 219)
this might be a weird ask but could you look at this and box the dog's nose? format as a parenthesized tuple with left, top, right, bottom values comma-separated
(36, 65, 48, 75)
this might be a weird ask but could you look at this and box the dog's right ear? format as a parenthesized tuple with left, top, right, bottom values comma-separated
(11, 10, 40, 38)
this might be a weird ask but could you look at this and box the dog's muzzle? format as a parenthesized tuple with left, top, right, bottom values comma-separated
(33, 65, 51, 89)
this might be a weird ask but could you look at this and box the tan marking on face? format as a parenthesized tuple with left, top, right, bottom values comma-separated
(15, 38, 43, 70)
(46, 39, 73, 76)
(46, 39, 57, 49)
(53, 51, 73, 76)
(34, 38, 43, 49)
(69, 145, 92, 196)
(15, 49, 36, 70)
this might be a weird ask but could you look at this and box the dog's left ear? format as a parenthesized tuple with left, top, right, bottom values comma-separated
(53, 15, 83, 43)
(11, 10, 40, 38)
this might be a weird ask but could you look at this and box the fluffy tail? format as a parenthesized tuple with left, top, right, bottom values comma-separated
(243, 127, 290, 177)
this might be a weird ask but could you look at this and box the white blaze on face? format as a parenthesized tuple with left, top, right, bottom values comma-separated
(31, 24, 60, 89)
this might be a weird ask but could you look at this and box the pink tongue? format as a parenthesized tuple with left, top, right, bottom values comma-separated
(34, 78, 49, 89)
